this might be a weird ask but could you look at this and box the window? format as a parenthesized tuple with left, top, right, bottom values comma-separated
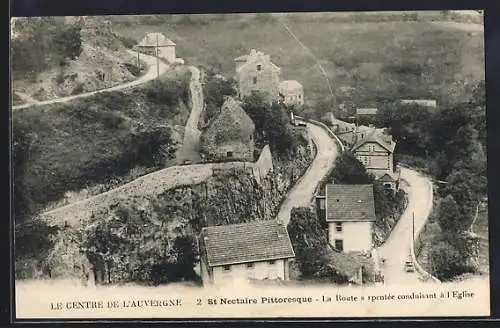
(319, 198, 325, 210)
(227, 151, 233, 158)
(246, 263, 254, 269)
(257, 64, 262, 71)
(268, 260, 276, 265)
(223, 265, 231, 271)
(334, 239, 344, 252)
(335, 222, 343, 232)
(253, 77, 257, 84)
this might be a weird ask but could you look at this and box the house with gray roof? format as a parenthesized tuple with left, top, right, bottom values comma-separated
(352, 127, 396, 179)
(199, 220, 295, 285)
(136, 32, 176, 63)
(324, 184, 376, 253)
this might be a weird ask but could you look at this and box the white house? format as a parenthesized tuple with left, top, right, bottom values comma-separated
(325, 184, 376, 253)
(199, 220, 295, 285)
(136, 32, 176, 63)
(279, 80, 304, 106)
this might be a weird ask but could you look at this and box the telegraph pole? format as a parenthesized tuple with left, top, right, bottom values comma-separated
(156, 33, 160, 80)
(412, 212, 415, 245)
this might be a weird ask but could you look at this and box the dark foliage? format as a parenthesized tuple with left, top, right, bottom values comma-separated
(327, 151, 373, 185)
(201, 69, 237, 127)
(242, 93, 307, 158)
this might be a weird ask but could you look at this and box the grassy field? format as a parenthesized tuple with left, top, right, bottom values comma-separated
(114, 15, 484, 111)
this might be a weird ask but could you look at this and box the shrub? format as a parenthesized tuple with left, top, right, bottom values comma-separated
(53, 26, 82, 60)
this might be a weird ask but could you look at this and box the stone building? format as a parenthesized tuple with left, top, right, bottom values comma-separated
(234, 49, 281, 103)
(200, 97, 255, 161)
(279, 80, 304, 107)
(199, 220, 295, 285)
(136, 32, 176, 63)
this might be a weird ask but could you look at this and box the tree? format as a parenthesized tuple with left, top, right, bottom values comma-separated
(436, 195, 467, 233)
(287, 207, 330, 278)
(429, 240, 476, 281)
(328, 151, 373, 184)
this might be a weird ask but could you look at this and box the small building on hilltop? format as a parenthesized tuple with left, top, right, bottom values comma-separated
(356, 107, 378, 116)
(200, 97, 255, 162)
(352, 128, 396, 179)
(279, 80, 304, 107)
(324, 184, 376, 253)
(400, 99, 437, 109)
(136, 32, 176, 63)
(199, 220, 295, 285)
(234, 49, 281, 103)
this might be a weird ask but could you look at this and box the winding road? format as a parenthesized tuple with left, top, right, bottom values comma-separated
(377, 167, 434, 284)
(277, 123, 339, 225)
(12, 50, 169, 110)
(176, 66, 203, 164)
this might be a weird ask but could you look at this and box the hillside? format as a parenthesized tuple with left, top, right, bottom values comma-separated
(11, 16, 144, 103)
(16, 140, 315, 282)
(111, 12, 484, 118)
(13, 66, 192, 223)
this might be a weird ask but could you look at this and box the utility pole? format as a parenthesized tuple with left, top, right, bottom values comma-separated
(137, 49, 140, 69)
(412, 212, 415, 246)
(156, 33, 160, 80)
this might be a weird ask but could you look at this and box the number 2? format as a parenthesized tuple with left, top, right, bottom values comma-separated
(196, 299, 202, 306)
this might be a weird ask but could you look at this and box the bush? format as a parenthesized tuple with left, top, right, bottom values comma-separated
(53, 26, 82, 60)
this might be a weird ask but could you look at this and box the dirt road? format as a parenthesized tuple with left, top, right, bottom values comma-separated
(12, 50, 169, 110)
(176, 66, 203, 163)
(377, 167, 434, 285)
(276, 123, 339, 224)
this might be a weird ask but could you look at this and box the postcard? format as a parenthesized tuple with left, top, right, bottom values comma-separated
(11, 10, 489, 320)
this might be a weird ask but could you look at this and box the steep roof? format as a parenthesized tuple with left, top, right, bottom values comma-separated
(201, 220, 295, 267)
(138, 32, 176, 47)
(352, 128, 396, 153)
(279, 80, 303, 92)
(202, 97, 255, 142)
(356, 108, 378, 115)
(325, 184, 376, 222)
(378, 171, 399, 182)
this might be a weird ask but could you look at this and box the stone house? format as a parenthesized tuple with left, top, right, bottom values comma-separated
(323, 184, 376, 253)
(352, 128, 396, 179)
(234, 49, 281, 103)
(199, 220, 295, 285)
(199, 97, 255, 161)
(136, 32, 176, 63)
(279, 80, 304, 107)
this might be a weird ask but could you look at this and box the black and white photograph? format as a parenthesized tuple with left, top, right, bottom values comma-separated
(11, 10, 489, 319)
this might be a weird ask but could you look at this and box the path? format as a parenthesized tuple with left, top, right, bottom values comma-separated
(176, 66, 203, 163)
(15, 91, 39, 105)
(12, 50, 169, 110)
(377, 167, 434, 285)
(276, 122, 339, 225)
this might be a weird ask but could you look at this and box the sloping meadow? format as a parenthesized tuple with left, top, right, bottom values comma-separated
(13, 66, 192, 223)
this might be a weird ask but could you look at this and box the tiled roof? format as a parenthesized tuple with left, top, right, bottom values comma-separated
(352, 128, 396, 153)
(325, 184, 376, 222)
(201, 220, 295, 267)
(138, 32, 176, 47)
